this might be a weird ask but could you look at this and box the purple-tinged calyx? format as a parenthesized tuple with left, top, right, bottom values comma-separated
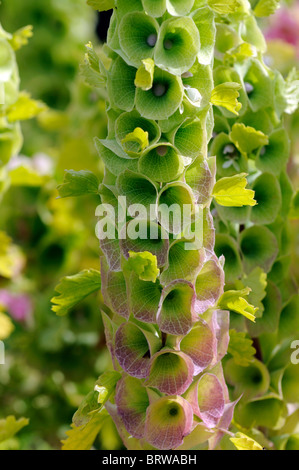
(115, 321, 160, 378)
(145, 395, 194, 450)
(115, 375, 149, 439)
(179, 319, 216, 375)
(184, 373, 226, 428)
(157, 280, 198, 336)
(145, 349, 194, 395)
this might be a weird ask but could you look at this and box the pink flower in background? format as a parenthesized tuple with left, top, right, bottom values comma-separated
(0, 290, 33, 322)
(265, 5, 299, 49)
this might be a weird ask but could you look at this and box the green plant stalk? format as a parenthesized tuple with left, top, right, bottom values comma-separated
(85, 0, 258, 451)
(58, 0, 299, 451)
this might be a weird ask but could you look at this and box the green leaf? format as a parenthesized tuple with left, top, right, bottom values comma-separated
(80, 42, 108, 88)
(230, 432, 264, 450)
(127, 251, 160, 283)
(135, 59, 155, 91)
(87, 0, 114, 11)
(6, 92, 47, 122)
(218, 288, 258, 322)
(213, 173, 256, 207)
(211, 82, 242, 115)
(62, 409, 109, 450)
(207, 0, 242, 14)
(253, 0, 280, 17)
(213, 66, 248, 117)
(52, 270, 101, 316)
(9, 25, 33, 51)
(228, 329, 256, 366)
(0, 416, 29, 444)
(229, 123, 269, 155)
(238, 267, 267, 318)
(57, 170, 99, 198)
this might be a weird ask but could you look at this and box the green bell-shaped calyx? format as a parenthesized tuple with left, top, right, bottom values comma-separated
(155, 17, 200, 76)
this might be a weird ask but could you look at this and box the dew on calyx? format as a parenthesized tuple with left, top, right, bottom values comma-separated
(156, 146, 168, 157)
(153, 83, 167, 97)
(245, 82, 254, 95)
(147, 34, 157, 47)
